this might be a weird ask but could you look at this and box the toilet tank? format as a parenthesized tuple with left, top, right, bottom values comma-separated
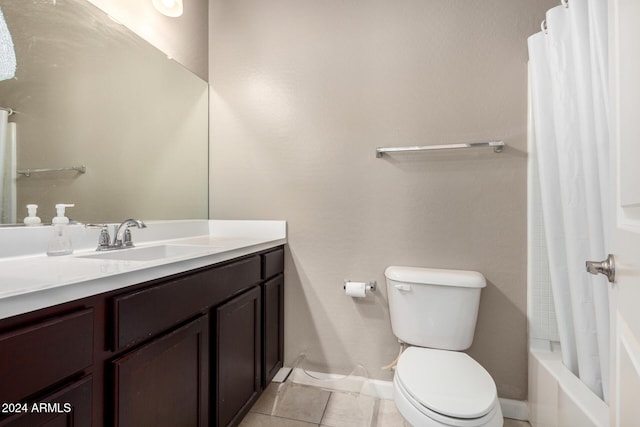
(385, 266, 486, 351)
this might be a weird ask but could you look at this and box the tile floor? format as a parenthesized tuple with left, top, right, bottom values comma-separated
(240, 382, 531, 427)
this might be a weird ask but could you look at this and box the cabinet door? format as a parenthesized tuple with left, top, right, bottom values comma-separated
(112, 316, 208, 427)
(0, 376, 92, 427)
(262, 274, 284, 385)
(215, 286, 261, 427)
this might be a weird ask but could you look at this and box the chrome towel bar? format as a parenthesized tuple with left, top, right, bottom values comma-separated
(17, 165, 87, 177)
(375, 141, 505, 158)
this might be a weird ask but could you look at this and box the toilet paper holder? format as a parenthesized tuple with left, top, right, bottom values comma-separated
(343, 280, 377, 292)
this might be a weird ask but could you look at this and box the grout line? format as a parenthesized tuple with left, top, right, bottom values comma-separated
(369, 397, 381, 427)
(318, 391, 333, 426)
(250, 412, 320, 426)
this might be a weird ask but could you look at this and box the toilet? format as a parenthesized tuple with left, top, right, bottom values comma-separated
(385, 266, 503, 427)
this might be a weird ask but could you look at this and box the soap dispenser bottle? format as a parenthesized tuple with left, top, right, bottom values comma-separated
(47, 203, 75, 256)
(23, 204, 42, 226)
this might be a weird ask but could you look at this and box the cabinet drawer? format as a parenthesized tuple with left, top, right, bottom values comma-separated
(261, 247, 284, 280)
(0, 309, 94, 403)
(113, 255, 261, 351)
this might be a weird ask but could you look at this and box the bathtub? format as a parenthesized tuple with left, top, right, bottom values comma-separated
(528, 347, 609, 427)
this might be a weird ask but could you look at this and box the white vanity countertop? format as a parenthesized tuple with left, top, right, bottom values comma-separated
(0, 220, 286, 320)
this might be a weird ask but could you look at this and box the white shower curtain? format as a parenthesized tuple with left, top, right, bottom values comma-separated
(528, 0, 610, 402)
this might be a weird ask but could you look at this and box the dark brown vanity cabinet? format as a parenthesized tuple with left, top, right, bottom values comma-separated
(0, 245, 285, 427)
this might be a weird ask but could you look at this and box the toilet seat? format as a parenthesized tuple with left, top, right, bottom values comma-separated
(394, 374, 502, 427)
(394, 347, 501, 426)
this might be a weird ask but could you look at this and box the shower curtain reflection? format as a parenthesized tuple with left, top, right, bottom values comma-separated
(527, 0, 610, 402)
(0, 109, 16, 223)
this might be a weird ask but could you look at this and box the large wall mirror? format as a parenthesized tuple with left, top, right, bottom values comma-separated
(0, 0, 209, 225)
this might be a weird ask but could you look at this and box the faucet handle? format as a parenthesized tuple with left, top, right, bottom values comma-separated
(123, 228, 134, 247)
(85, 224, 111, 250)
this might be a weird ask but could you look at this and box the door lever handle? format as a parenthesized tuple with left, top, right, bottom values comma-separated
(586, 254, 616, 283)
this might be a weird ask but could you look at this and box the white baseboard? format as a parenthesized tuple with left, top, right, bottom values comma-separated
(499, 397, 529, 421)
(271, 367, 292, 383)
(281, 367, 529, 422)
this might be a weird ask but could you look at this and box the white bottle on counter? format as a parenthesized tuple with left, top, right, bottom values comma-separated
(46, 203, 75, 256)
(23, 204, 42, 226)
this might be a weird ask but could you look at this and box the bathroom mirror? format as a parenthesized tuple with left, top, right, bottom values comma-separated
(0, 0, 209, 225)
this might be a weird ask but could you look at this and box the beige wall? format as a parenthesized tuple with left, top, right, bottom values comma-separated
(209, 0, 555, 400)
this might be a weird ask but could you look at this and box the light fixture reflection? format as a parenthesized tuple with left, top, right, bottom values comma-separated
(0, 6, 16, 81)
(152, 0, 183, 17)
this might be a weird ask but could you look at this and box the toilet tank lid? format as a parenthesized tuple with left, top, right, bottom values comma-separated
(384, 266, 486, 288)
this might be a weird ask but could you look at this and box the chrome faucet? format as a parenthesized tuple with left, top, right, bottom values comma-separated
(113, 219, 147, 248)
(86, 219, 146, 251)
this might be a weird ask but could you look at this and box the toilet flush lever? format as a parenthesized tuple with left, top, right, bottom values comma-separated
(394, 284, 412, 292)
(586, 254, 616, 283)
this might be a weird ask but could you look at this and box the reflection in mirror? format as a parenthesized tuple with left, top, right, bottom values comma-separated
(0, 0, 209, 225)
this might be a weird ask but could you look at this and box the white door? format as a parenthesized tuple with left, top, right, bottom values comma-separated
(606, 0, 640, 424)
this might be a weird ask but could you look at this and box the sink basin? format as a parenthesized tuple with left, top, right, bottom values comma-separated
(77, 244, 215, 262)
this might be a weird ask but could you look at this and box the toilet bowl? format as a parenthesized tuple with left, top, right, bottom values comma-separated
(384, 266, 503, 427)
